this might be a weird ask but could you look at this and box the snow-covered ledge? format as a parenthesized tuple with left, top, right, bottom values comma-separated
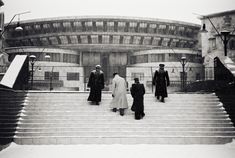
(223, 56, 235, 76)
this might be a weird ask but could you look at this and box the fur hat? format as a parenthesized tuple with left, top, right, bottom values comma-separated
(95, 65, 101, 68)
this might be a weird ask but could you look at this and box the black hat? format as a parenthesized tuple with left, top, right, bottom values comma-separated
(113, 72, 118, 77)
(134, 78, 139, 82)
(159, 64, 165, 67)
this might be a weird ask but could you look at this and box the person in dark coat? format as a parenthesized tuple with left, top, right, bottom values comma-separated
(152, 64, 170, 102)
(87, 65, 104, 105)
(130, 78, 145, 120)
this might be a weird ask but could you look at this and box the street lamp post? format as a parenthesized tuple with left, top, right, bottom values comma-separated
(180, 56, 187, 92)
(1, 11, 30, 37)
(49, 67, 54, 91)
(29, 55, 36, 90)
(221, 30, 230, 56)
(44, 54, 53, 91)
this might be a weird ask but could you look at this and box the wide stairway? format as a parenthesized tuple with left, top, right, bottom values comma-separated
(11, 92, 235, 144)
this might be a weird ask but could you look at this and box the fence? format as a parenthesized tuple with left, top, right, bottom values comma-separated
(24, 65, 213, 92)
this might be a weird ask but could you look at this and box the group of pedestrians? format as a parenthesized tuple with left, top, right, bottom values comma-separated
(87, 64, 170, 120)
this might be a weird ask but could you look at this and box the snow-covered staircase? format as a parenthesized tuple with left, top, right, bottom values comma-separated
(0, 90, 26, 145)
(13, 92, 235, 144)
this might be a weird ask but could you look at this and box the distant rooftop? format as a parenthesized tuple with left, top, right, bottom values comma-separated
(200, 10, 235, 19)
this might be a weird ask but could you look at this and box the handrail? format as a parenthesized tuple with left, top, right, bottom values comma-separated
(214, 57, 235, 125)
(214, 57, 235, 87)
(0, 55, 29, 90)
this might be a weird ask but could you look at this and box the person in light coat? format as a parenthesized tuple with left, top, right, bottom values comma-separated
(110, 73, 128, 116)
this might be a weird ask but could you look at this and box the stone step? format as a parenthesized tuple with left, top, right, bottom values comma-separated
(25, 92, 216, 95)
(21, 111, 227, 115)
(20, 114, 230, 120)
(25, 99, 221, 103)
(0, 111, 21, 115)
(24, 94, 219, 98)
(0, 132, 15, 137)
(15, 131, 235, 137)
(0, 119, 20, 123)
(23, 104, 225, 111)
(16, 127, 235, 133)
(13, 135, 235, 144)
(0, 107, 23, 110)
(9, 92, 235, 145)
(0, 103, 25, 107)
(18, 118, 232, 124)
(25, 96, 220, 100)
(0, 115, 20, 119)
(22, 106, 224, 111)
(23, 106, 224, 111)
(17, 122, 234, 128)
(23, 102, 222, 106)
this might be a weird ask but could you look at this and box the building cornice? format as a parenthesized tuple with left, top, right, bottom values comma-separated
(199, 10, 235, 19)
(5, 15, 200, 28)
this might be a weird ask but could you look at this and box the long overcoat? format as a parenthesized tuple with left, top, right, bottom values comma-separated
(87, 70, 104, 102)
(110, 75, 128, 109)
(130, 83, 145, 115)
(153, 70, 170, 97)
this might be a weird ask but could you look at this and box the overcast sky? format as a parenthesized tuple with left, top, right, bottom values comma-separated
(1, 0, 235, 24)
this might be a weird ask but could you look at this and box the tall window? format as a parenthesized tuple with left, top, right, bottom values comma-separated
(107, 22, 114, 32)
(148, 24, 156, 33)
(102, 35, 109, 44)
(118, 22, 125, 32)
(150, 54, 165, 62)
(46, 53, 60, 62)
(130, 55, 148, 64)
(129, 22, 137, 32)
(45, 72, 59, 80)
(63, 54, 80, 64)
(67, 72, 80, 81)
(80, 35, 88, 44)
(212, 38, 216, 49)
(96, 21, 103, 32)
(113, 35, 120, 44)
(139, 23, 147, 33)
(91, 35, 99, 44)
(85, 21, 93, 31)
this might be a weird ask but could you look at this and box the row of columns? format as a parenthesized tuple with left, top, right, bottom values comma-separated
(7, 34, 196, 48)
(9, 20, 198, 39)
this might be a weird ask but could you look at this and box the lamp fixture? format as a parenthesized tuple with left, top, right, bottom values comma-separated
(181, 56, 186, 63)
(29, 55, 36, 64)
(15, 21, 23, 31)
(45, 54, 51, 59)
(220, 29, 230, 37)
(15, 14, 24, 31)
(200, 23, 208, 33)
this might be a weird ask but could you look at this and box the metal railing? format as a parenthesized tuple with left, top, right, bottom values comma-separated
(25, 65, 213, 92)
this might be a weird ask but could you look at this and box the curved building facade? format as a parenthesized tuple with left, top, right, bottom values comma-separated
(3, 16, 202, 91)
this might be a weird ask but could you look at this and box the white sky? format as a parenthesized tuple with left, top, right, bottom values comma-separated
(0, 0, 235, 24)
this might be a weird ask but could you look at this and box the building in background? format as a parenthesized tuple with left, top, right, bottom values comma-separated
(200, 10, 235, 80)
(3, 16, 202, 91)
(0, 0, 6, 80)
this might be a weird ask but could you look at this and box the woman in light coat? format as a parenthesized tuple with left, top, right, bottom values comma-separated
(110, 73, 128, 116)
